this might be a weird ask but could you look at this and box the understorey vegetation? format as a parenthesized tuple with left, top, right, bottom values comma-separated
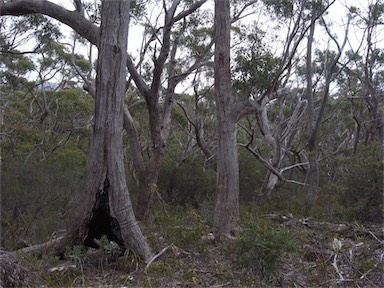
(1, 204, 383, 287)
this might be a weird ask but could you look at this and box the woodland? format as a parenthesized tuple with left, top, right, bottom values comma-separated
(0, 0, 383, 287)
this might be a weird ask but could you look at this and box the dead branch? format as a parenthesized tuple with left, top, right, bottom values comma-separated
(9, 236, 65, 258)
(144, 244, 174, 273)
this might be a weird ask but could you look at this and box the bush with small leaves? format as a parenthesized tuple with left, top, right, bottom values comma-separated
(235, 221, 297, 279)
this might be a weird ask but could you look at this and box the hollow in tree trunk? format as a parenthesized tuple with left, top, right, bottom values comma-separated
(58, 0, 152, 262)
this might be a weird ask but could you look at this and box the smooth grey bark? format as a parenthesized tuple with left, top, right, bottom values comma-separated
(213, 0, 239, 236)
(231, 1, 337, 200)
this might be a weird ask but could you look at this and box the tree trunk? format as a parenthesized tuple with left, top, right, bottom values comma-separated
(76, 0, 152, 262)
(135, 152, 163, 220)
(304, 6, 349, 202)
(304, 8, 319, 203)
(213, 0, 240, 236)
(305, 150, 319, 202)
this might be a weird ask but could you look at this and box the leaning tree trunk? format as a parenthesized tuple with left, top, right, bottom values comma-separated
(213, 0, 240, 237)
(75, 0, 152, 262)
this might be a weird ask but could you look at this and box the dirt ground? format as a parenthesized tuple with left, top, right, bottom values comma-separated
(1, 214, 383, 287)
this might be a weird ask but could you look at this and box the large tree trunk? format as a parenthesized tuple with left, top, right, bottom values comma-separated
(213, 0, 240, 236)
(76, 0, 152, 262)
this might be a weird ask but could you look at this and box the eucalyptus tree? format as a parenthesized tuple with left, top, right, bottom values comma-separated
(70, 0, 257, 220)
(1, 0, 153, 261)
(1, 0, 233, 255)
(131, 0, 258, 220)
(230, 0, 329, 197)
(339, 2, 384, 151)
(302, 0, 351, 202)
(124, 0, 215, 219)
(213, 0, 240, 236)
(358, 0, 384, 146)
(0, 14, 91, 163)
(234, 0, 357, 202)
(212, 0, 313, 234)
(233, 10, 308, 196)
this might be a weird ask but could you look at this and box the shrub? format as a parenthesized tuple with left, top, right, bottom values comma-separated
(322, 144, 383, 223)
(235, 221, 297, 279)
(147, 205, 209, 252)
(159, 156, 216, 207)
(238, 148, 266, 202)
(1, 153, 86, 250)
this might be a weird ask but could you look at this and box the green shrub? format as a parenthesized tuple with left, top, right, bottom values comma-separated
(235, 221, 297, 279)
(321, 144, 383, 223)
(1, 154, 86, 250)
(238, 148, 266, 202)
(159, 156, 216, 207)
(147, 205, 209, 251)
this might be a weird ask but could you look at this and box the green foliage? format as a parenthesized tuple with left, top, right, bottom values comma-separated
(149, 206, 209, 251)
(65, 244, 88, 260)
(238, 148, 266, 202)
(1, 87, 92, 161)
(322, 145, 383, 223)
(233, 21, 281, 95)
(171, 105, 189, 128)
(1, 152, 86, 249)
(159, 156, 216, 206)
(235, 220, 297, 279)
(262, 0, 294, 18)
(235, 49, 280, 93)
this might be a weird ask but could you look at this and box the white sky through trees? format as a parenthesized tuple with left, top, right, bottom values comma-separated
(50, 0, 372, 53)
(9, 0, 379, 90)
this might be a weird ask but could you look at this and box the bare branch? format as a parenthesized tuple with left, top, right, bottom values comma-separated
(238, 123, 307, 187)
(144, 244, 174, 273)
(173, 0, 208, 23)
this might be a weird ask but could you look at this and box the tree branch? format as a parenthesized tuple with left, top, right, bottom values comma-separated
(0, 0, 99, 46)
(173, 0, 208, 23)
(238, 123, 307, 186)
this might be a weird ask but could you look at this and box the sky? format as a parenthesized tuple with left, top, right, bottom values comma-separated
(13, 0, 382, 89)
(51, 0, 375, 54)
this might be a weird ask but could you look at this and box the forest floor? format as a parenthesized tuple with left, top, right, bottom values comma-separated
(1, 205, 383, 287)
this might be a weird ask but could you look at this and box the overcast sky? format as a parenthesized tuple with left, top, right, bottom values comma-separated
(26, 0, 382, 89)
(51, 0, 375, 54)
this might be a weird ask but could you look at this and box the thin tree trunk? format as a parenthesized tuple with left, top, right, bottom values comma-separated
(304, 7, 318, 203)
(135, 153, 163, 220)
(305, 8, 350, 202)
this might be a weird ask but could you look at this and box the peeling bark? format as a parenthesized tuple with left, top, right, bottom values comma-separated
(77, 0, 152, 262)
